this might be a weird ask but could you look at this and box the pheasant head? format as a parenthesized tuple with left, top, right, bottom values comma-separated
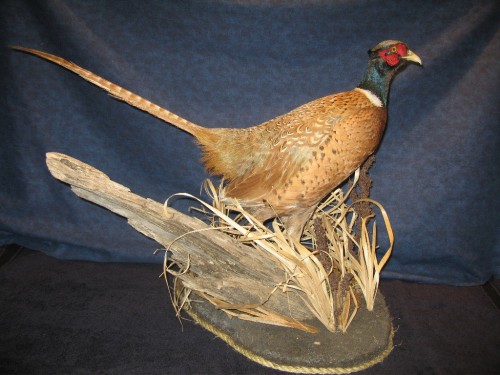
(358, 40, 422, 106)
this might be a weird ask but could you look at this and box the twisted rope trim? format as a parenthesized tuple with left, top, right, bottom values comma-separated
(185, 307, 394, 374)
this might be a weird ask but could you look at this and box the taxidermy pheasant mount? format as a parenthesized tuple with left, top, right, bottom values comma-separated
(13, 40, 421, 240)
(14, 40, 422, 372)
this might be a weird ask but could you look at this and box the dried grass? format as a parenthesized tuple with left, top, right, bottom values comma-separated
(162, 168, 394, 333)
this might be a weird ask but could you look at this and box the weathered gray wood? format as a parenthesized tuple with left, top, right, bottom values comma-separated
(46, 152, 313, 320)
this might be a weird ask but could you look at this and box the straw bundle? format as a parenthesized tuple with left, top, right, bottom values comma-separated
(166, 166, 394, 333)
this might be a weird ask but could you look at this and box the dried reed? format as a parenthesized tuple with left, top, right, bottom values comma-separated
(163, 168, 393, 333)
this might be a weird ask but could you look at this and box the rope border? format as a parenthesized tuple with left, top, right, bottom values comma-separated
(185, 307, 394, 374)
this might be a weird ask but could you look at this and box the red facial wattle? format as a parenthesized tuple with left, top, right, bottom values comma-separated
(379, 43, 408, 66)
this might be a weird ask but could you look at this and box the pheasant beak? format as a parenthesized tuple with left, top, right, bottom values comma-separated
(402, 49, 422, 66)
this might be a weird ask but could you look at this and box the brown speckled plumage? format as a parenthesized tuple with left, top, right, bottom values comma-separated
(13, 41, 421, 239)
(201, 90, 388, 237)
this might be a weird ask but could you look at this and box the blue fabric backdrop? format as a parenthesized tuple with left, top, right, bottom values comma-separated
(1, 0, 498, 284)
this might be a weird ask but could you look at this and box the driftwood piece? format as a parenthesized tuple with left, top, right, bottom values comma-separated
(45, 152, 313, 321)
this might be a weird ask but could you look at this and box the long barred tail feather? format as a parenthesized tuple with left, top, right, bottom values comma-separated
(11, 46, 206, 137)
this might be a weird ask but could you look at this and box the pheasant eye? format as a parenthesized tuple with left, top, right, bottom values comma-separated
(379, 46, 401, 66)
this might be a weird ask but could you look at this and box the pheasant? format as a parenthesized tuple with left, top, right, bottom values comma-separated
(13, 40, 421, 239)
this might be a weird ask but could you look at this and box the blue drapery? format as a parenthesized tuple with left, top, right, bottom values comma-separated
(1, 0, 498, 284)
